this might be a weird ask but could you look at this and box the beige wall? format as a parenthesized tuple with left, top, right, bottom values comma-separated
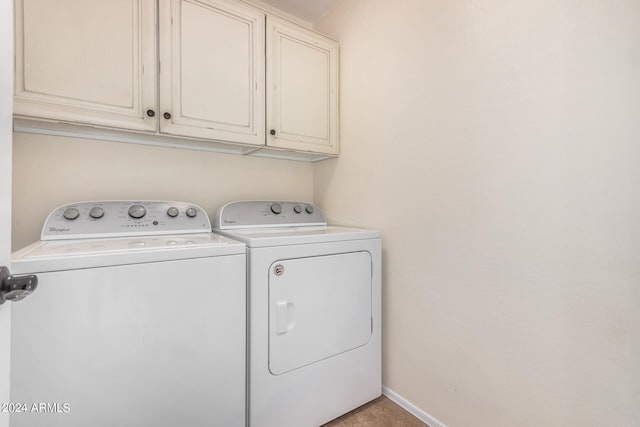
(12, 133, 313, 250)
(315, 1, 640, 426)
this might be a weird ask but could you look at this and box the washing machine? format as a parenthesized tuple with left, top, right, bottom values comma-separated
(9, 201, 246, 427)
(214, 200, 381, 427)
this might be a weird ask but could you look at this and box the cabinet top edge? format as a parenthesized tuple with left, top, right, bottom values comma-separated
(266, 14, 339, 44)
(236, 0, 314, 29)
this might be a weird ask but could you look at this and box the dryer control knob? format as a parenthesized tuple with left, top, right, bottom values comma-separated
(270, 203, 282, 215)
(185, 207, 198, 218)
(63, 207, 80, 221)
(305, 205, 314, 214)
(167, 207, 179, 218)
(293, 205, 302, 214)
(89, 207, 104, 219)
(128, 204, 147, 219)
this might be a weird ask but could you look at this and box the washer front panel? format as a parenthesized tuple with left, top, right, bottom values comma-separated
(41, 201, 211, 240)
(11, 254, 246, 427)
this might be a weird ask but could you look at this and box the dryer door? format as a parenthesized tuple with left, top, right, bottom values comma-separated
(268, 251, 372, 375)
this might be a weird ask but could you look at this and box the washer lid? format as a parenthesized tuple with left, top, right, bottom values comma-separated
(218, 225, 380, 248)
(11, 233, 245, 273)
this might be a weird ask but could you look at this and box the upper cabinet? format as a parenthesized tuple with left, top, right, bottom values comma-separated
(13, 0, 339, 160)
(266, 17, 339, 156)
(14, 0, 157, 132)
(159, 0, 265, 145)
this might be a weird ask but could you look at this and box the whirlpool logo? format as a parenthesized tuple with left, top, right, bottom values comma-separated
(49, 227, 71, 233)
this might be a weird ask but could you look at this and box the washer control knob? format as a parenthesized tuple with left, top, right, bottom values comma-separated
(62, 207, 79, 221)
(128, 204, 147, 219)
(270, 203, 282, 215)
(293, 205, 302, 214)
(167, 207, 179, 218)
(185, 207, 198, 218)
(89, 207, 104, 219)
(305, 205, 314, 214)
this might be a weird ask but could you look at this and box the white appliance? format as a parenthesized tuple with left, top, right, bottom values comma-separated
(9, 201, 246, 427)
(214, 200, 381, 427)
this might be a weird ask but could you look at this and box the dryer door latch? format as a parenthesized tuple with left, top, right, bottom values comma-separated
(0, 266, 38, 305)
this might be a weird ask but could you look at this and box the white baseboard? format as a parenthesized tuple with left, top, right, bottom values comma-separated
(382, 386, 447, 427)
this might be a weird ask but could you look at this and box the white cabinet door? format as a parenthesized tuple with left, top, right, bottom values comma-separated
(159, 0, 265, 146)
(266, 16, 339, 155)
(13, 0, 157, 131)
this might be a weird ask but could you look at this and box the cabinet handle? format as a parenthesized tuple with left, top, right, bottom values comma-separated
(269, 129, 276, 136)
(163, 112, 172, 120)
(146, 109, 155, 118)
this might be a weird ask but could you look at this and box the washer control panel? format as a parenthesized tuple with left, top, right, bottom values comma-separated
(41, 201, 211, 240)
(215, 201, 326, 230)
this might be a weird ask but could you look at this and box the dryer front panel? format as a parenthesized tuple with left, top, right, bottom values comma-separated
(268, 251, 372, 375)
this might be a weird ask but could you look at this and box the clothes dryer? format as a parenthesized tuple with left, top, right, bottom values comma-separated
(214, 200, 381, 427)
(10, 201, 246, 427)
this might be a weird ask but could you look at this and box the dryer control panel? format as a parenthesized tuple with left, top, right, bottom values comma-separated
(215, 201, 327, 230)
(41, 201, 211, 240)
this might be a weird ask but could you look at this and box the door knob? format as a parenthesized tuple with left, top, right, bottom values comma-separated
(0, 266, 38, 305)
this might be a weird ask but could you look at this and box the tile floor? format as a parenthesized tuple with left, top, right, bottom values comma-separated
(321, 395, 429, 427)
